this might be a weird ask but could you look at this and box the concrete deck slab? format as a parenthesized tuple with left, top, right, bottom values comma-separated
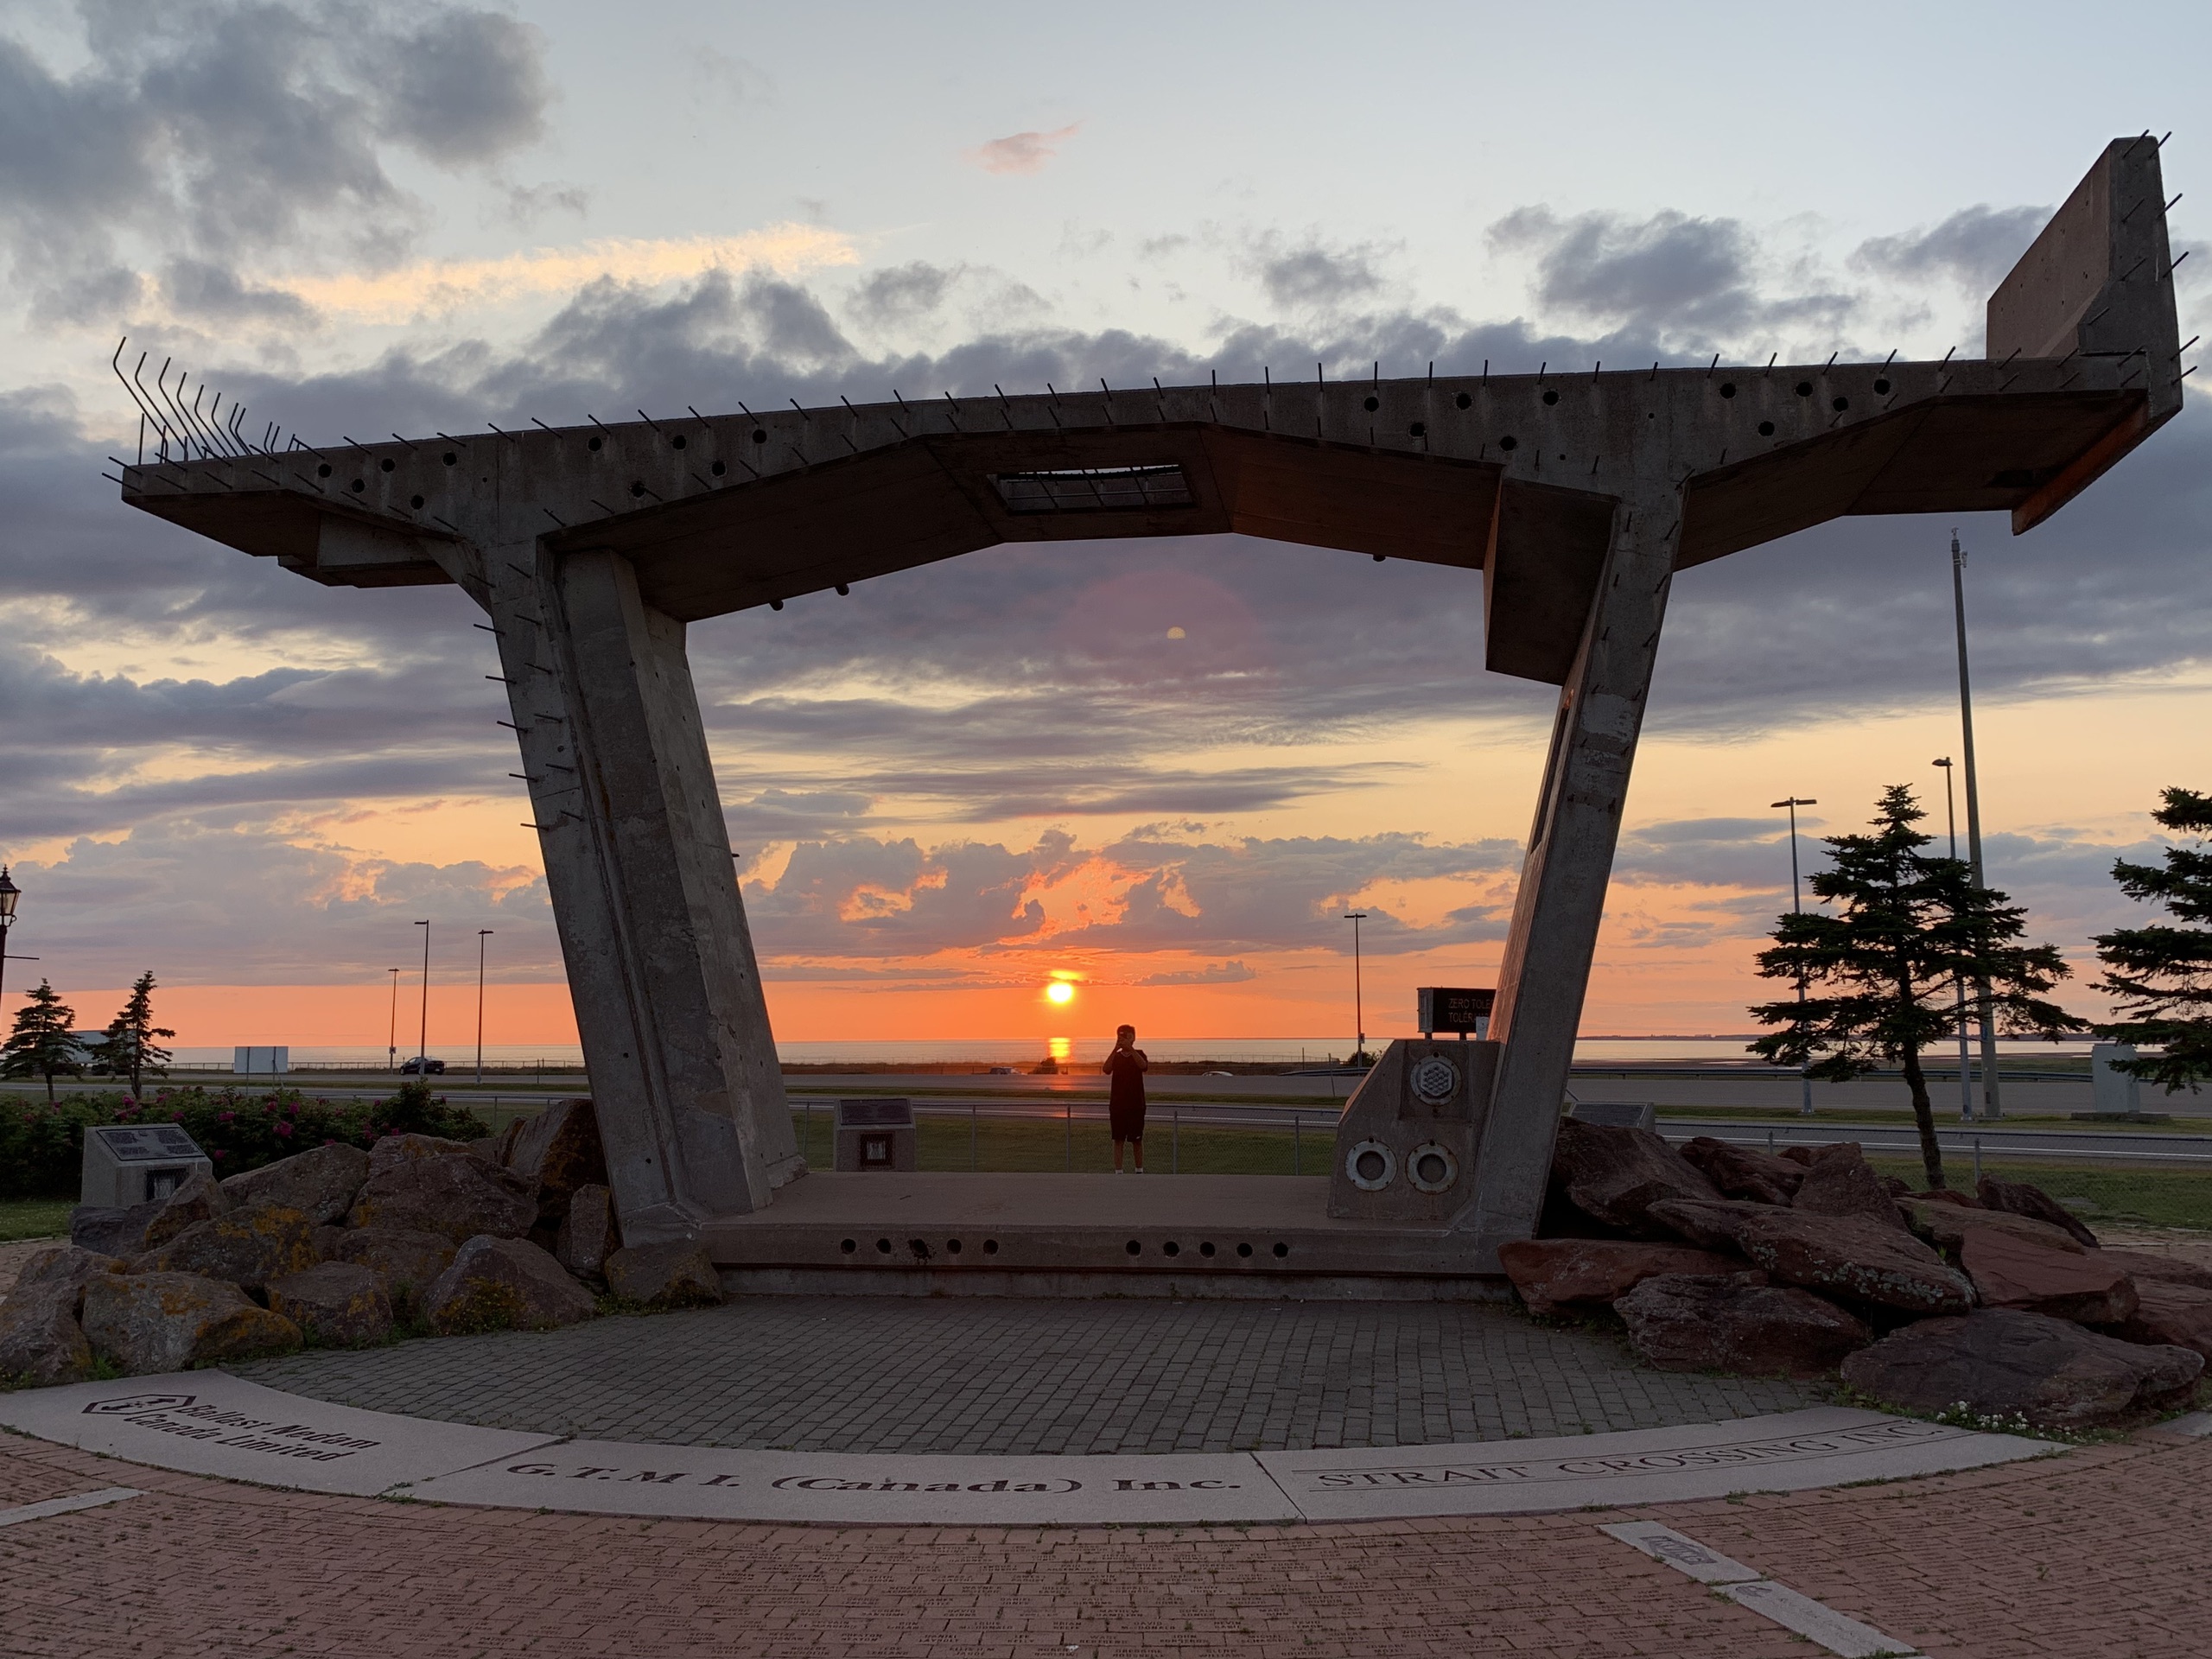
(0, 1373, 562, 1497)
(1255, 1407, 2055, 1521)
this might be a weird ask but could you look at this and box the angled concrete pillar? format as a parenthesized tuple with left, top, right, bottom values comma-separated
(1459, 485, 1681, 1253)
(483, 540, 802, 1243)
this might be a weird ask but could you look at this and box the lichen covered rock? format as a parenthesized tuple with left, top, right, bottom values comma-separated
(220, 1142, 371, 1226)
(139, 1169, 233, 1250)
(267, 1262, 392, 1348)
(1961, 1230, 2137, 1325)
(1550, 1121, 1722, 1236)
(1977, 1177, 2099, 1249)
(555, 1183, 619, 1279)
(80, 1271, 302, 1373)
(1842, 1307, 2200, 1429)
(504, 1100, 608, 1225)
(1789, 1143, 1908, 1229)
(131, 1203, 321, 1291)
(1725, 1208, 1975, 1315)
(604, 1240, 724, 1311)
(422, 1236, 595, 1334)
(346, 1143, 537, 1245)
(1675, 1137, 1802, 1205)
(1617, 1272, 1873, 1378)
(1497, 1236, 1745, 1318)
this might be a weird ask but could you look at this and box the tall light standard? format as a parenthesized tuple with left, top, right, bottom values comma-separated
(1770, 798, 1818, 1116)
(1342, 911, 1370, 1065)
(475, 929, 493, 1086)
(1951, 531, 2004, 1120)
(414, 920, 430, 1074)
(1931, 758, 1977, 1122)
(0, 868, 20, 1011)
(386, 967, 401, 1074)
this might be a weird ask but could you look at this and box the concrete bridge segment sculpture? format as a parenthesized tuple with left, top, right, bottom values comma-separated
(121, 140, 2184, 1261)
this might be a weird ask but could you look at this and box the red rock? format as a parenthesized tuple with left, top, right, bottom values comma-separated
(1777, 1145, 1819, 1167)
(1962, 1230, 2137, 1324)
(1791, 1143, 1908, 1229)
(1497, 1238, 1746, 1317)
(2105, 1280, 2212, 1361)
(1732, 1209, 1975, 1315)
(1898, 1199, 2086, 1256)
(2095, 1249, 2212, 1292)
(1646, 1197, 1800, 1251)
(1676, 1138, 1801, 1205)
(1550, 1121, 1722, 1235)
(1616, 1272, 1873, 1378)
(1911, 1188, 1982, 1209)
(1977, 1177, 2099, 1248)
(1842, 1308, 2201, 1429)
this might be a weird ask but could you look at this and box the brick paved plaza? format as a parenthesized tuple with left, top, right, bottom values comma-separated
(232, 1295, 1815, 1453)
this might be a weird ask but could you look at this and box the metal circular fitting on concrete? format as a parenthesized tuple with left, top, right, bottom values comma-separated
(1408, 1054, 1460, 1106)
(1345, 1139, 1395, 1192)
(1407, 1142, 1459, 1194)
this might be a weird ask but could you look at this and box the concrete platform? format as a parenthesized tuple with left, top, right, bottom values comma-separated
(705, 1171, 1504, 1296)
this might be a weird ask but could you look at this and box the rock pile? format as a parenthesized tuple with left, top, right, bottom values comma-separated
(0, 1099, 726, 1388)
(1510, 1122, 2207, 1429)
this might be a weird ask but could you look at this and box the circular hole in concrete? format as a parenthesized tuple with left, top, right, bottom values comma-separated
(1758, 421, 1776, 437)
(1273, 1243, 1289, 1258)
(1719, 382, 1737, 398)
(983, 1238, 999, 1255)
(1163, 1241, 1179, 1256)
(317, 463, 332, 477)
(1832, 395, 1849, 412)
(1355, 1149, 1388, 1183)
(409, 493, 424, 509)
(380, 458, 395, 472)
(769, 598, 784, 611)
(442, 452, 457, 466)
(1414, 1153, 1449, 1185)
(1454, 392, 1471, 410)
(1541, 390, 1559, 406)
(1236, 1243, 1253, 1258)
(588, 436, 602, 451)
(839, 1238, 855, 1253)
(710, 460, 727, 476)
(1125, 1240, 1141, 1255)
(1498, 435, 1518, 451)
(1874, 378, 1891, 395)
(751, 429, 768, 444)
(1199, 1242, 1216, 1257)
(349, 479, 365, 493)
(671, 434, 688, 449)
(875, 1237, 891, 1254)
(629, 481, 645, 497)
(947, 1238, 962, 1254)
(1363, 395, 1380, 412)
(1794, 380, 1813, 397)
(1408, 421, 1425, 437)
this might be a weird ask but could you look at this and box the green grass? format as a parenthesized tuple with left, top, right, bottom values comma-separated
(1865, 1154, 2212, 1230)
(0, 1198, 73, 1243)
(787, 1109, 1326, 1176)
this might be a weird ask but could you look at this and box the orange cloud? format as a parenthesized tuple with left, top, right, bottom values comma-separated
(964, 123, 1082, 175)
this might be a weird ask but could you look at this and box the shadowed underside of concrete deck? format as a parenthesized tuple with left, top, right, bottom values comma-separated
(702, 1173, 1506, 1295)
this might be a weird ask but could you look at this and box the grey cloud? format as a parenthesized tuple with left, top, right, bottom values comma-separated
(1853, 205, 2050, 291)
(1133, 961, 1255, 986)
(160, 257, 319, 326)
(1249, 236, 1387, 311)
(0, 1, 553, 312)
(848, 262, 958, 328)
(1488, 204, 1855, 346)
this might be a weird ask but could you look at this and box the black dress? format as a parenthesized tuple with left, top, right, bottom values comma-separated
(1104, 1048, 1148, 1141)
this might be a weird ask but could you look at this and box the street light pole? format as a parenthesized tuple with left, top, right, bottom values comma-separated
(475, 929, 493, 1086)
(0, 868, 19, 1014)
(1342, 911, 1370, 1065)
(1933, 757, 1974, 1122)
(1951, 531, 2004, 1121)
(415, 920, 430, 1074)
(387, 968, 400, 1074)
(1770, 798, 1818, 1116)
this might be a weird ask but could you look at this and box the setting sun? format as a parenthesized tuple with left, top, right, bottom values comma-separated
(1045, 980, 1076, 1005)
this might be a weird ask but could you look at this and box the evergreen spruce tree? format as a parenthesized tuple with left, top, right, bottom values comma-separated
(99, 970, 175, 1101)
(2094, 786, 2212, 1092)
(1749, 785, 2082, 1189)
(3, 979, 88, 1103)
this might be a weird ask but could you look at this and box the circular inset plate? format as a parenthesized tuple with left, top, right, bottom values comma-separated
(1408, 1054, 1459, 1105)
(1407, 1141, 1459, 1194)
(1344, 1139, 1395, 1192)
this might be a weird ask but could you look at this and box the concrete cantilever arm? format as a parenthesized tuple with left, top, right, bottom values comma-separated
(112, 137, 2183, 1255)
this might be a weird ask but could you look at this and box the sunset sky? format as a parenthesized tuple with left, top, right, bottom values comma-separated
(3, 2, 2209, 1053)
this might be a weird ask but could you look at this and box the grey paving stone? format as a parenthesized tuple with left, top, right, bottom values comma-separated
(232, 1295, 1816, 1454)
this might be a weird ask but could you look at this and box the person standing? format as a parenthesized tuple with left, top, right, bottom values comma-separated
(1104, 1024, 1148, 1172)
